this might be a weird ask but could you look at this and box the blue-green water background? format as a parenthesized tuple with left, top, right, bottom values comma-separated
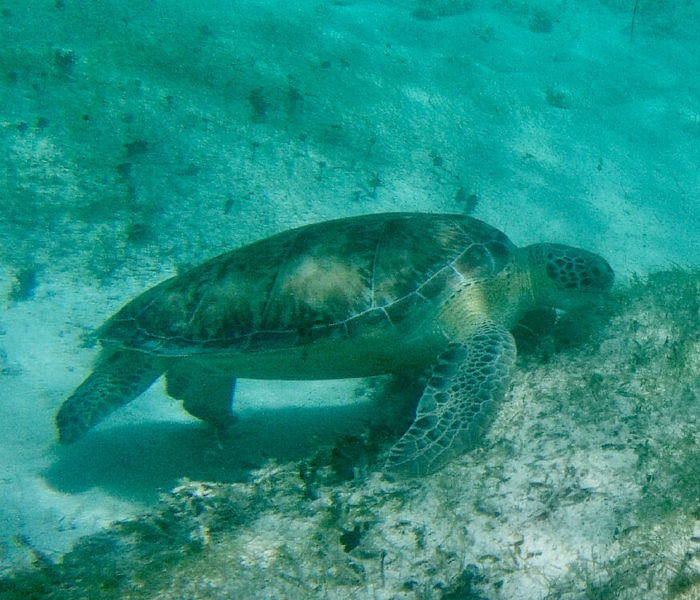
(0, 0, 698, 584)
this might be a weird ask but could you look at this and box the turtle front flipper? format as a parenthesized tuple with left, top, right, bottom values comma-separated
(56, 350, 163, 444)
(165, 364, 236, 432)
(385, 321, 516, 477)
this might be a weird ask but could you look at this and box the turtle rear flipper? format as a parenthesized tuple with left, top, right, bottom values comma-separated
(165, 364, 236, 431)
(385, 321, 516, 477)
(56, 350, 163, 444)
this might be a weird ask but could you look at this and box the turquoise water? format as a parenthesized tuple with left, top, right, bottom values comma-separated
(0, 1, 698, 597)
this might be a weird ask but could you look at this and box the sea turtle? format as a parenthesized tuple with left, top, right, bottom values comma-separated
(56, 212, 613, 476)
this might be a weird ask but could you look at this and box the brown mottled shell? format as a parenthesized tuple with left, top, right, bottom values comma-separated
(99, 213, 514, 355)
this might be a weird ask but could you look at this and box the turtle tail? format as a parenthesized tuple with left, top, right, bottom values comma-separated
(56, 349, 163, 444)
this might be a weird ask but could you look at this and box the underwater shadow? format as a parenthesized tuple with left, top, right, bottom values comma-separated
(43, 399, 405, 502)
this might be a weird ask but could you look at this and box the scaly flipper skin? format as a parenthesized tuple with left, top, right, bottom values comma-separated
(385, 321, 517, 477)
(55, 350, 163, 444)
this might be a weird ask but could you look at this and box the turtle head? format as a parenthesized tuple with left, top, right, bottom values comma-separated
(525, 243, 614, 309)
